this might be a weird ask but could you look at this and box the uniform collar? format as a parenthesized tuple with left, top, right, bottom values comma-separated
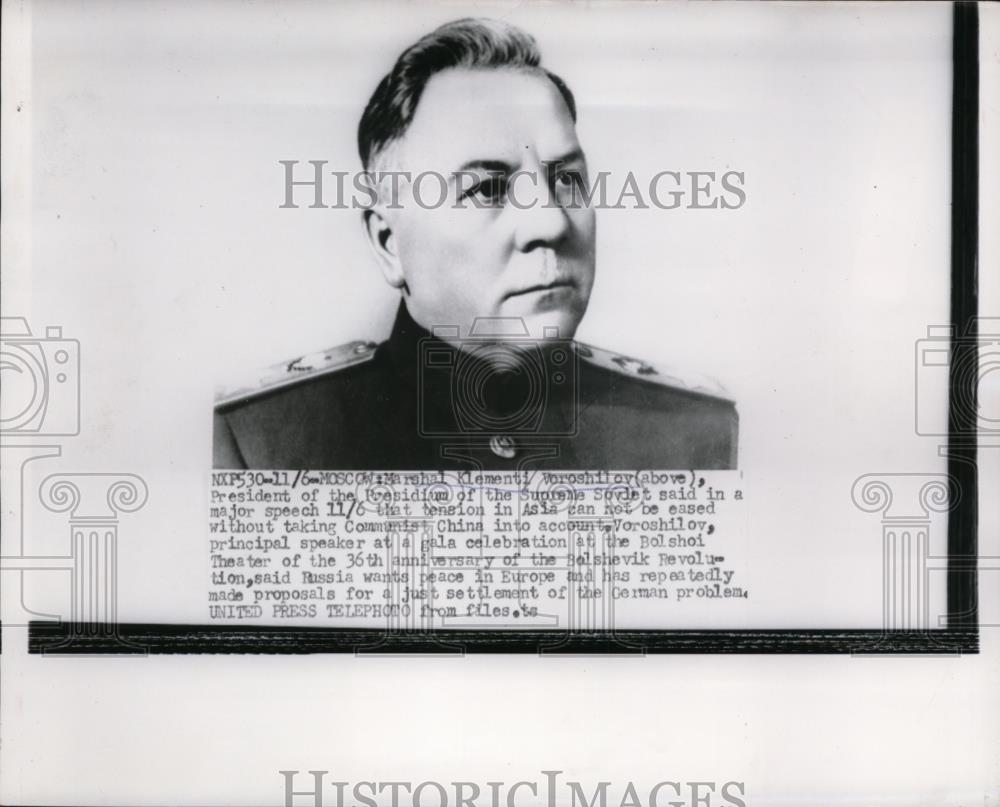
(385, 299, 429, 355)
(379, 300, 434, 384)
(379, 299, 574, 421)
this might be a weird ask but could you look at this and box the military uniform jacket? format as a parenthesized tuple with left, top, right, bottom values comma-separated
(214, 303, 738, 470)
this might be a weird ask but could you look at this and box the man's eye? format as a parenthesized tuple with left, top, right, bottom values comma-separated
(556, 170, 584, 189)
(553, 169, 587, 206)
(467, 176, 507, 204)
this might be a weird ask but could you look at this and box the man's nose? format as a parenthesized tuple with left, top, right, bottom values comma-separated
(509, 171, 570, 251)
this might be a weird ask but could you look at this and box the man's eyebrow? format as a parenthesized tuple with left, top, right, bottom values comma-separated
(544, 147, 587, 167)
(454, 149, 586, 175)
(455, 159, 516, 174)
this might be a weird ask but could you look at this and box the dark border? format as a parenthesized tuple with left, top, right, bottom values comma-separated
(26, 624, 979, 655)
(21, 2, 981, 656)
(947, 0, 979, 631)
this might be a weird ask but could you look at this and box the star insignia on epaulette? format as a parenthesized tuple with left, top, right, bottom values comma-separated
(216, 340, 377, 406)
(611, 355, 658, 376)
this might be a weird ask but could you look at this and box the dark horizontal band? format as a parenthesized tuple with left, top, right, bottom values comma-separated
(24, 622, 978, 655)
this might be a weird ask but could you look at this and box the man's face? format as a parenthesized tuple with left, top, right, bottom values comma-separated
(380, 67, 596, 342)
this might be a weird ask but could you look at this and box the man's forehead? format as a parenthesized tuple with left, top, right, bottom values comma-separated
(398, 67, 580, 170)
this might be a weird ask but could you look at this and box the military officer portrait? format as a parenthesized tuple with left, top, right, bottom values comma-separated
(213, 17, 738, 471)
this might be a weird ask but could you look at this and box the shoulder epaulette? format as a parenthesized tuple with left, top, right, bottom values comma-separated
(574, 341, 733, 401)
(215, 340, 378, 407)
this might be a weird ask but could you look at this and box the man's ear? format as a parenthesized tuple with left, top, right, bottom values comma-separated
(362, 208, 406, 291)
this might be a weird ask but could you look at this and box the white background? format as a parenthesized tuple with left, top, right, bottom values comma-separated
(2, 1, 998, 804)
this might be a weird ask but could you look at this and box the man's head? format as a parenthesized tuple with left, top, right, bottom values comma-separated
(358, 18, 596, 343)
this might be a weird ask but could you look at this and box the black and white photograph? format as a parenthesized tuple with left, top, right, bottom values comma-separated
(213, 16, 739, 471)
(1, 1, 997, 805)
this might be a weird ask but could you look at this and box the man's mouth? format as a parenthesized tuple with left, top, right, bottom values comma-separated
(507, 280, 574, 298)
